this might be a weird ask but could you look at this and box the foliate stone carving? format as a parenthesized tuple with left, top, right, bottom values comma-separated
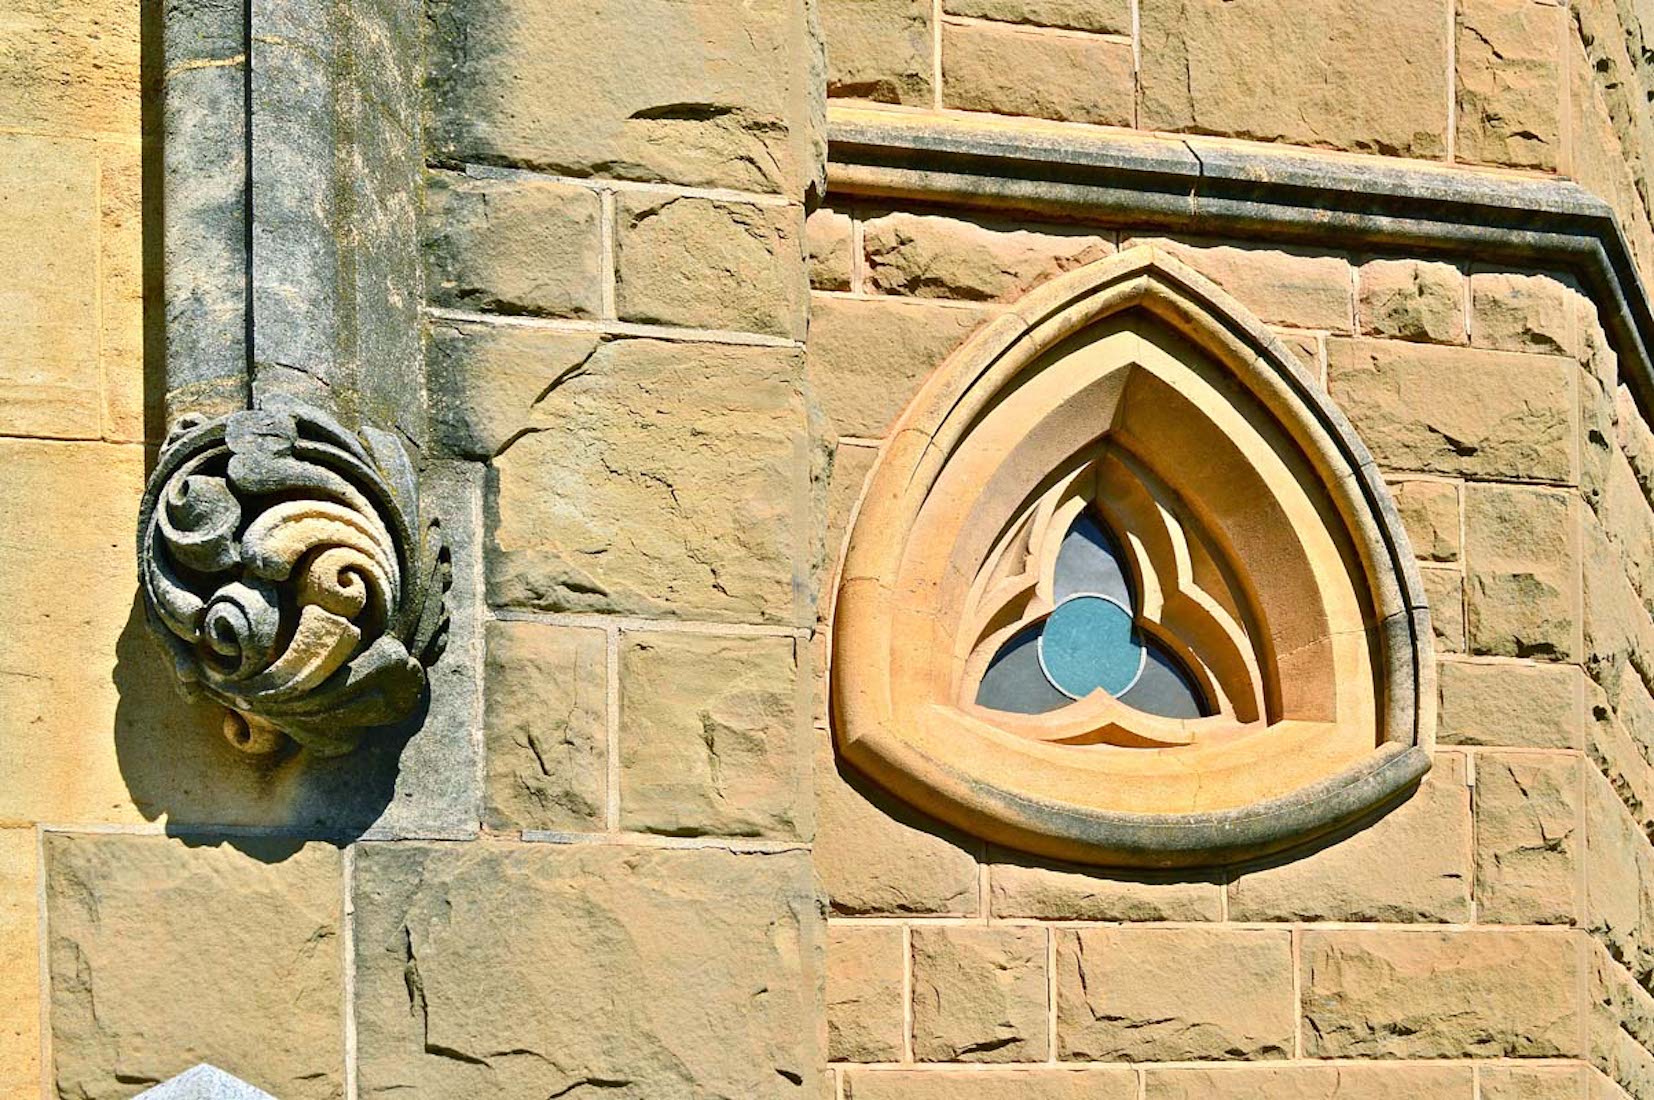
(138, 404, 450, 756)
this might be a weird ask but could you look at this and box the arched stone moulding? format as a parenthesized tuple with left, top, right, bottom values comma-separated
(830, 246, 1435, 868)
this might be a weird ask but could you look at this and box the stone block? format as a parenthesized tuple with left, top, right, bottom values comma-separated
(1056, 927, 1293, 1061)
(808, 208, 854, 291)
(1359, 259, 1466, 345)
(1300, 929, 1581, 1057)
(1479, 1065, 1590, 1100)
(828, 924, 905, 1062)
(619, 632, 810, 839)
(940, 21, 1134, 127)
(1142, 1065, 1475, 1099)
(486, 338, 814, 625)
(615, 193, 806, 339)
(1584, 768, 1651, 984)
(47, 834, 343, 1098)
(1127, 238, 1353, 332)
(1423, 567, 1467, 655)
(824, 442, 880, 617)
(863, 212, 1112, 302)
(1273, 329, 1323, 379)
(0, 134, 101, 439)
(1595, 450, 1654, 619)
(912, 926, 1048, 1062)
(823, 0, 934, 104)
(0, 829, 36, 1098)
(1325, 339, 1574, 483)
(100, 141, 146, 442)
(0, 0, 139, 135)
(989, 851, 1222, 921)
(427, 0, 819, 195)
(1474, 753, 1581, 925)
(1471, 271, 1575, 356)
(943, 0, 1130, 34)
(843, 1069, 1139, 1099)
(484, 620, 608, 832)
(1438, 660, 1582, 749)
(1227, 753, 1471, 923)
(1138, 0, 1448, 158)
(1464, 485, 1579, 661)
(807, 294, 995, 438)
(425, 170, 603, 319)
(1456, 0, 1564, 171)
(354, 841, 821, 1097)
(427, 321, 603, 459)
(1390, 479, 1462, 562)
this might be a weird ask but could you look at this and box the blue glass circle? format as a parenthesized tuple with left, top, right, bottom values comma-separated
(1038, 595, 1144, 699)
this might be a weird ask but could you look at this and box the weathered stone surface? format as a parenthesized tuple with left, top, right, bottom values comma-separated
(1056, 928, 1293, 1061)
(807, 208, 854, 291)
(1423, 567, 1467, 654)
(425, 170, 603, 319)
(1390, 479, 1462, 562)
(1456, 0, 1563, 171)
(0, 134, 101, 439)
(1479, 1065, 1589, 1100)
(941, 21, 1134, 127)
(863, 212, 1112, 302)
(0, 0, 139, 136)
(1273, 329, 1323, 379)
(1359, 259, 1466, 345)
(844, 1069, 1138, 1099)
(1585, 768, 1654, 989)
(1142, 1065, 1475, 1099)
(1325, 339, 1574, 483)
(99, 141, 145, 442)
(484, 620, 607, 832)
(427, 0, 820, 195)
(943, 0, 1129, 33)
(1596, 449, 1654, 620)
(824, 442, 880, 615)
(807, 294, 994, 438)
(989, 852, 1222, 921)
(1138, 0, 1448, 158)
(1438, 660, 1582, 749)
(1227, 754, 1471, 923)
(912, 926, 1048, 1062)
(0, 830, 36, 1098)
(355, 842, 821, 1097)
(615, 193, 806, 339)
(1128, 238, 1353, 332)
(619, 632, 810, 838)
(816, 730, 981, 915)
(1300, 930, 1581, 1057)
(1464, 485, 1578, 660)
(487, 338, 814, 624)
(1474, 753, 1581, 925)
(47, 834, 343, 1098)
(137, 1065, 278, 1100)
(427, 321, 603, 459)
(823, 0, 933, 104)
(1471, 272, 1575, 357)
(828, 924, 905, 1062)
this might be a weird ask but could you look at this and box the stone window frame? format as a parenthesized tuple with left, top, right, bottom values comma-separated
(830, 246, 1434, 868)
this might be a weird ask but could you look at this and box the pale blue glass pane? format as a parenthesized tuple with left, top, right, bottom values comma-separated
(1039, 595, 1142, 698)
(1118, 639, 1210, 719)
(976, 624, 1072, 714)
(1053, 509, 1133, 604)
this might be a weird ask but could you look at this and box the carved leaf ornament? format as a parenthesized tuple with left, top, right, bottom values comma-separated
(138, 404, 449, 756)
(830, 248, 1434, 867)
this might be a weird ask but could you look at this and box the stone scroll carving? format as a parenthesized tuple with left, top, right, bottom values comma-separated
(138, 404, 450, 756)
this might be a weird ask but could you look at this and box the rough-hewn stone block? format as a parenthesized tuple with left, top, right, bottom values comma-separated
(1056, 928, 1293, 1061)
(828, 924, 905, 1062)
(807, 294, 995, 438)
(1471, 272, 1575, 357)
(863, 211, 1112, 302)
(427, 0, 819, 195)
(824, 442, 880, 616)
(1479, 1065, 1590, 1100)
(1456, 0, 1564, 171)
(989, 852, 1221, 921)
(940, 21, 1134, 127)
(1438, 660, 1582, 749)
(0, 0, 139, 136)
(0, 829, 36, 1097)
(943, 0, 1129, 33)
(1128, 238, 1353, 332)
(1138, 0, 1448, 158)
(912, 926, 1048, 1062)
(427, 321, 603, 460)
(1300, 929, 1581, 1057)
(1142, 1065, 1475, 1099)
(1423, 567, 1468, 654)
(424, 170, 603, 319)
(619, 632, 810, 838)
(1464, 484, 1579, 660)
(844, 1068, 1138, 1099)
(1584, 768, 1652, 984)
(1360, 259, 1466, 345)
(1325, 339, 1574, 482)
(615, 193, 806, 338)
(487, 338, 813, 624)
(808, 208, 854, 291)
(47, 834, 343, 1098)
(354, 842, 821, 1097)
(823, 0, 933, 104)
(484, 620, 607, 832)
(1390, 479, 1462, 562)
(1474, 753, 1581, 925)
(99, 142, 145, 442)
(1227, 753, 1471, 923)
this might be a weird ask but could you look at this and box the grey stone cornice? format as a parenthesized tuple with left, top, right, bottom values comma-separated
(827, 104, 1654, 415)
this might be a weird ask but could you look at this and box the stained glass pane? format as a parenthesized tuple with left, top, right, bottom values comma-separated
(1038, 595, 1142, 698)
(1118, 639, 1210, 719)
(975, 623, 1071, 714)
(1052, 509, 1133, 604)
